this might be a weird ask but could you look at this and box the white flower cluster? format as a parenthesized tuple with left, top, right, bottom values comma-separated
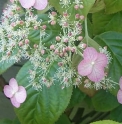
(0, 0, 117, 91)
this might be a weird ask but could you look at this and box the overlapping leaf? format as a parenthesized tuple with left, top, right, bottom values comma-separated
(104, 0, 122, 14)
(15, 61, 73, 124)
(92, 10, 122, 35)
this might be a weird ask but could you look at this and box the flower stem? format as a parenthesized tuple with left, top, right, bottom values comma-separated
(84, 17, 89, 45)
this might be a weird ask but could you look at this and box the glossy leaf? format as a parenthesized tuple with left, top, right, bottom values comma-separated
(92, 10, 122, 35)
(92, 90, 119, 112)
(90, 120, 120, 124)
(67, 87, 86, 108)
(110, 105, 122, 122)
(55, 114, 71, 124)
(15, 61, 73, 124)
(90, 0, 105, 13)
(104, 0, 122, 14)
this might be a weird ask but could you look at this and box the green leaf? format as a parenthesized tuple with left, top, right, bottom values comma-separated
(0, 60, 14, 75)
(82, 0, 96, 16)
(90, 0, 105, 13)
(92, 90, 119, 112)
(104, 0, 122, 14)
(55, 114, 71, 124)
(15, 61, 73, 124)
(12, 117, 21, 124)
(68, 87, 86, 108)
(90, 120, 120, 124)
(0, 119, 12, 124)
(110, 105, 122, 123)
(92, 10, 122, 35)
(0, 53, 15, 74)
(28, 14, 61, 47)
(94, 31, 122, 95)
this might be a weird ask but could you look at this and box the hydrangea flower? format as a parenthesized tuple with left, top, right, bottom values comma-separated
(117, 77, 122, 104)
(19, 0, 48, 10)
(78, 47, 108, 82)
(4, 78, 27, 108)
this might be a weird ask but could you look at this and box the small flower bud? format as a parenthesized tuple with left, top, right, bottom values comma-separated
(63, 38, 68, 43)
(51, 11, 57, 16)
(80, 5, 84, 9)
(75, 14, 80, 19)
(56, 36, 61, 41)
(33, 44, 38, 48)
(42, 25, 47, 30)
(11, 22, 16, 27)
(63, 12, 68, 17)
(58, 62, 63, 66)
(19, 41, 23, 46)
(50, 45, 55, 50)
(82, 43, 87, 48)
(25, 39, 29, 44)
(7, 51, 11, 56)
(51, 20, 56, 25)
(54, 49, 59, 54)
(60, 53, 64, 57)
(41, 49, 45, 55)
(78, 36, 83, 41)
(74, 5, 79, 10)
(80, 15, 85, 20)
(71, 47, 75, 52)
(20, 21, 24, 25)
(34, 26, 38, 30)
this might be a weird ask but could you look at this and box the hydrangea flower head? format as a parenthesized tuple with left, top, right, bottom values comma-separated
(78, 47, 108, 82)
(4, 78, 27, 108)
(19, 0, 48, 10)
(117, 77, 122, 104)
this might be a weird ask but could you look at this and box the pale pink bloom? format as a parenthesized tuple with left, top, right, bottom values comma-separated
(19, 0, 48, 10)
(78, 47, 108, 82)
(117, 77, 122, 104)
(10, 0, 14, 3)
(4, 78, 27, 108)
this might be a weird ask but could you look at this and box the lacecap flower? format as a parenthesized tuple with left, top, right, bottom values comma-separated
(19, 0, 48, 10)
(78, 47, 108, 82)
(4, 78, 27, 108)
(117, 77, 122, 104)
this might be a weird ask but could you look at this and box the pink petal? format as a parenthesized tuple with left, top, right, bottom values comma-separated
(117, 89, 122, 104)
(83, 47, 98, 61)
(119, 77, 122, 90)
(88, 66, 105, 82)
(15, 86, 27, 103)
(9, 78, 18, 93)
(10, 0, 14, 3)
(96, 53, 108, 68)
(4, 85, 14, 98)
(19, 0, 35, 8)
(10, 96, 20, 108)
(78, 59, 93, 76)
(34, 0, 48, 10)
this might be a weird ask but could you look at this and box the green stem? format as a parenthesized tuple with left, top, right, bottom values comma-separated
(85, 17, 89, 45)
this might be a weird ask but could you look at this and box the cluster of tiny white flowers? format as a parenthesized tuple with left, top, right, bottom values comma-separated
(83, 77, 117, 90)
(0, 0, 117, 91)
(59, 0, 71, 8)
